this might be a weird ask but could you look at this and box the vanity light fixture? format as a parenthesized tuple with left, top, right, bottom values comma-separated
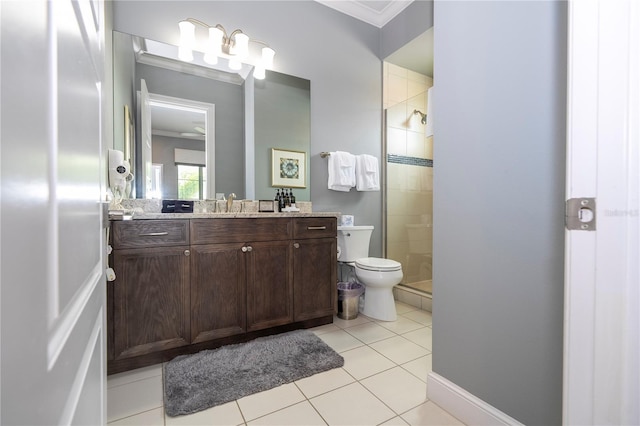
(178, 18, 275, 79)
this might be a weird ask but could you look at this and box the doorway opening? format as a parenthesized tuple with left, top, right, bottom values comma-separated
(383, 28, 434, 298)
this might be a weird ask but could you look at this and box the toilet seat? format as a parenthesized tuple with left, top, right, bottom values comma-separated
(355, 257, 402, 272)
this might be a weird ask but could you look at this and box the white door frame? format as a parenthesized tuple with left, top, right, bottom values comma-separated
(564, 0, 639, 424)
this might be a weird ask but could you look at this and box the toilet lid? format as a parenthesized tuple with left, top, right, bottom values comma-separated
(355, 257, 402, 272)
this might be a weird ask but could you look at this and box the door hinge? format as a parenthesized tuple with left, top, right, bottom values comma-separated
(566, 198, 596, 231)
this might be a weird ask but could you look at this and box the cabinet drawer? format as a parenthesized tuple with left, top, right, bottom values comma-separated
(112, 220, 189, 249)
(293, 217, 337, 239)
(191, 218, 292, 245)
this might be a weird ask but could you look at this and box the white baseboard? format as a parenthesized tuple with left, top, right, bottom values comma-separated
(427, 372, 524, 426)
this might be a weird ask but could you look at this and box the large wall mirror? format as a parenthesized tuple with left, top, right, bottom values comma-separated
(112, 31, 311, 201)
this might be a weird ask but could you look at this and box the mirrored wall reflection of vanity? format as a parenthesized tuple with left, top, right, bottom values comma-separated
(112, 31, 311, 202)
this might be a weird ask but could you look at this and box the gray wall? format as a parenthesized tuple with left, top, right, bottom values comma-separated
(432, 2, 567, 425)
(255, 71, 311, 201)
(380, 0, 434, 59)
(113, 1, 384, 255)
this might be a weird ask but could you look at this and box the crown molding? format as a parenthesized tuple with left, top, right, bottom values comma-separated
(315, 1, 413, 28)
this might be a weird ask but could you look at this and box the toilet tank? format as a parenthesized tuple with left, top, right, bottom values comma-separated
(337, 225, 374, 262)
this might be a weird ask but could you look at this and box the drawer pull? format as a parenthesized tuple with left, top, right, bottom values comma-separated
(307, 226, 327, 230)
(184, 250, 190, 256)
(294, 243, 300, 249)
(139, 232, 169, 237)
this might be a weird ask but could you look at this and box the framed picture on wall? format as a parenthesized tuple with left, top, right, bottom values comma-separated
(271, 148, 306, 188)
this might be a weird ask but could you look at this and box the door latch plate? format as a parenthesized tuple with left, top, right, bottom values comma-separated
(566, 198, 596, 231)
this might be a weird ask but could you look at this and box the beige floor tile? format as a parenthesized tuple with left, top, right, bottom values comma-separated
(343, 322, 397, 344)
(295, 367, 355, 398)
(108, 408, 164, 425)
(380, 416, 410, 426)
(107, 364, 163, 389)
(401, 354, 432, 383)
(341, 345, 396, 380)
(310, 323, 341, 335)
(394, 301, 420, 315)
(361, 367, 428, 414)
(370, 335, 429, 364)
(107, 375, 164, 423)
(165, 401, 244, 426)
(317, 329, 365, 353)
(332, 314, 371, 329)
(401, 326, 433, 350)
(310, 382, 395, 425)
(236, 383, 305, 421)
(401, 309, 433, 326)
(247, 401, 326, 426)
(375, 316, 424, 334)
(401, 401, 466, 425)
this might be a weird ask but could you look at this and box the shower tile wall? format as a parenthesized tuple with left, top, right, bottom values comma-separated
(384, 63, 433, 291)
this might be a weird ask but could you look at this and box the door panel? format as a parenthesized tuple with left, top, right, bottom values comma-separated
(191, 243, 246, 343)
(246, 240, 293, 331)
(0, 0, 107, 424)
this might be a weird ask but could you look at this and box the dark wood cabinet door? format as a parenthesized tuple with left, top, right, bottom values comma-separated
(112, 246, 190, 360)
(190, 243, 246, 343)
(246, 240, 293, 332)
(293, 237, 337, 321)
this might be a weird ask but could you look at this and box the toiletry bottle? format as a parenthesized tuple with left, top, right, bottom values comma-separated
(278, 190, 285, 211)
(290, 189, 296, 208)
(284, 189, 290, 208)
(274, 189, 281, 212)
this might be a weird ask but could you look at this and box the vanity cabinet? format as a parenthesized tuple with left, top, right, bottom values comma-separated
(189, 243, 246, 344)
(190, 218, 293, 336)
(108, 215, 336, 374)
(109, 220, 191, 361)
(293, 218, 337, 321)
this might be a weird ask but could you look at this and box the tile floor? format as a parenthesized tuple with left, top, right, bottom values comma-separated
(107, 301, 464, 426)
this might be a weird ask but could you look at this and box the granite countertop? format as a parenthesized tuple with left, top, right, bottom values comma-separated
(124, 212, 341, 220)
(112, 199, 339, 220)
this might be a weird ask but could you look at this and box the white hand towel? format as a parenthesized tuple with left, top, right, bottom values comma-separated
(355, 154, 380, 191)
(328, 151, 356, 192)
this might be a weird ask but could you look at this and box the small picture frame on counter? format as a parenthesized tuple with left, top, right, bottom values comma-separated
(259, 200, 276, 213)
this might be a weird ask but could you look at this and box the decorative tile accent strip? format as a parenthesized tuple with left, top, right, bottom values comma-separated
(387, 154, 433, 168)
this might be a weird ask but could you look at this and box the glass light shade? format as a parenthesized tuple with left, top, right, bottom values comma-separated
(178, 20, 195, 61)
(232, 33, 249, 58)
(204, 27, 223, 64)
(253, 65, 266, 80)
(261, 47, 275, 69)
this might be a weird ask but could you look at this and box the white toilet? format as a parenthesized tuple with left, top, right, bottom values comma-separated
(337, 225, 403, 321)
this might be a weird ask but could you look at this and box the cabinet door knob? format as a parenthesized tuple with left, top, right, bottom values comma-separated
(246, 246, 253, 252)
(184, 250, 190, 256)
(293, 243, 300, 249)
(241, 246, 248, 253)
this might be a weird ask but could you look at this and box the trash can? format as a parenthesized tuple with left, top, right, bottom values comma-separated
(337, 282, 364, 320)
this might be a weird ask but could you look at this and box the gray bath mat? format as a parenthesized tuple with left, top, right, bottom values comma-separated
(164, 329, 344, 417)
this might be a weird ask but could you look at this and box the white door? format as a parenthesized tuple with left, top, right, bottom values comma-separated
(564, 0, 639, 424)
(0, 0, 107, 424)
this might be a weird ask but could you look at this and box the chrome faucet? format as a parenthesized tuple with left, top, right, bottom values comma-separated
(227, 193, 236, 212)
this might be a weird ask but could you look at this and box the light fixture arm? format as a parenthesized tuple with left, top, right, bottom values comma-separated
(178, 18, 275, 79)
(180, 18, 271, 55)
